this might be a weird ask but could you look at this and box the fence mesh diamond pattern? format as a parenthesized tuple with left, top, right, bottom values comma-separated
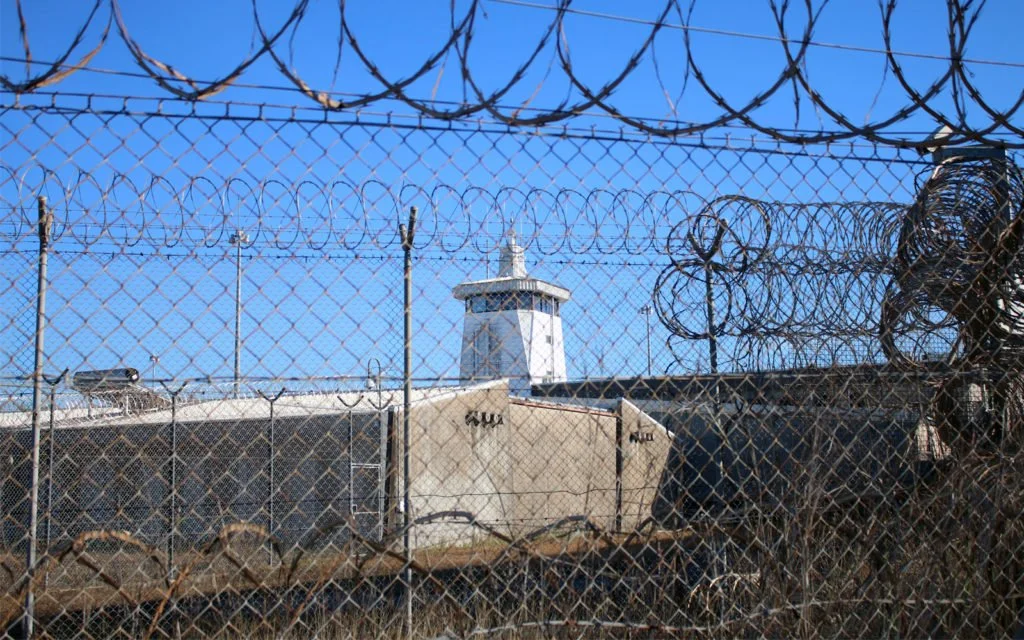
(2, 14, 1024, 639)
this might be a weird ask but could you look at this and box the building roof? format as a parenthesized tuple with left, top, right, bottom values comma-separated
(0, 380, 508, 430)
(452, 276, 570, 301)
(452, 230, 571, 301)
(531, 362, 947, 407)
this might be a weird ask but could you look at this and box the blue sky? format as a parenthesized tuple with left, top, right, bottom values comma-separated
(3, 0, 1022, 135)
(1, 1, 1022, 389)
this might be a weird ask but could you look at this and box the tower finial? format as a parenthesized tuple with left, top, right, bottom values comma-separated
(498, 228, 527, 278)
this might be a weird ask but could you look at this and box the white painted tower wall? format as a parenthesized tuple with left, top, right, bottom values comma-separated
(458, 308, 567, 390)
(453, 232, 570, 394)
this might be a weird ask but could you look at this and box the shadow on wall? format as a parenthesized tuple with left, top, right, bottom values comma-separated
(650, 405, 936, 526)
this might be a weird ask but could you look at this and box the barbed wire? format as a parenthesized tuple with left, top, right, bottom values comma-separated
(3, 166, 971, 374)
(1, 0, 1022, 148)
(655, 158, 1024, 376)
(493, 0, 1024, 69)
(0, 169, 914, 256)
(653, 195, 929, 371)
(881, 155, 1024, 453)
(3, 17, 1024, 634)
(887, 157, 1024, 366)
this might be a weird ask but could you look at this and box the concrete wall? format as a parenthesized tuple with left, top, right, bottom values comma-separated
(618, 399, 674, 530)
(458, 309, 566, 393)
(648, 404, 926, 526)
(508, 399, 618, 532)
(397, 383, 673, 548)
(396, 382, 515, 548)
(0, 380, 676, 554)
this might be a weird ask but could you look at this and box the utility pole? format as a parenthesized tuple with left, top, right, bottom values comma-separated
(640, 305, 653, 376)
(229, 230, 249, 398)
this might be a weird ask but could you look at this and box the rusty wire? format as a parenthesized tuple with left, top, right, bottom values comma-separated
(1, 0, 1022, 147)
(881, 156, 1024, 455)
(2, 23, 1023, 635)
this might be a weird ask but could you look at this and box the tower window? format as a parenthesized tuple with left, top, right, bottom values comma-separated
(471, 327, 503, 376)
(470, 292, 536, 313)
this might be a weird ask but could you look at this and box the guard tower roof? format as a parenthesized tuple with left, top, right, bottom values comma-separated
(452, 230, 570, 301)
(452, 277, 570, 301)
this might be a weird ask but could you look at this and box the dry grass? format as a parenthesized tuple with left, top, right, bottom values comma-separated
(3, 450, 1022, 639)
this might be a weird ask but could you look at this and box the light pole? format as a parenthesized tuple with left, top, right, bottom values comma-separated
(366, 357, 384, 409)
(149, 354, 159, 383)
(229, 230, 249, 398)
(639, 305, 652, 376)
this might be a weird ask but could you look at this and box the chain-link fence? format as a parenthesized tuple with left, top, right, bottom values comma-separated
(2, 2, 1024, 637)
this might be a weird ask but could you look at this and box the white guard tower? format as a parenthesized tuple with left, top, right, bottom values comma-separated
(453, 231, 570, 394)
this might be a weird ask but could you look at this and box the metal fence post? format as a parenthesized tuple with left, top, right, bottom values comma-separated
(399, 205, 417, 639)
(230, 231, 249, 399)
(24, 195, 53, 639)
(162, 382, 187, 575)
(614, 410, 623, 534)
(42, 369, 68, 584)
(258, 388, 284, 561)
(367, 358, 386, 539)
(640, 305, 653, 376)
